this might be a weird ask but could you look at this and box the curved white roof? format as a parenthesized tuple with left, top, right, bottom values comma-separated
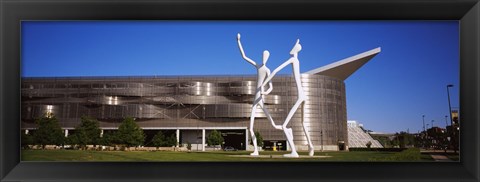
(304, 47, 381, 80)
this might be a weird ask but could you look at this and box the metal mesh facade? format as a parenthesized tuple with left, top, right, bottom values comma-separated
(21, 74, 348, 148)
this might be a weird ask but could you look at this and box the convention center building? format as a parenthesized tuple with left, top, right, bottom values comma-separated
(21, 48, 380, 151)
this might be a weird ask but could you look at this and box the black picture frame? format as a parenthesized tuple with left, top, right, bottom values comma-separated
(1, 0, 478, 181)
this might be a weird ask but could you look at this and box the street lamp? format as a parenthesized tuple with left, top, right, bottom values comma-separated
(444, 115, 450, 149)
(422, 115, 427, 148)
(447, 84, 454, 128)
(422, 115, 426, 133)
(320, 130, 324, 152)
(426, 123, 430, 149)
(444, 115, 449, 128)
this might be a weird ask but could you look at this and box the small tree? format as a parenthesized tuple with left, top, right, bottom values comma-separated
(68, 116, 101, 150)
(99, 132, 117, 148)
(152, 132, 177, 149)
(116, 117, 145, 148)
(21, 132, 33, 149)
(152, 131, 166, 149)
(64, 135, 77, 149)
(81, 116, 101, 145)
(33, 114, 64, 149)
(186, 142, 192, 151)
(166, 134, 177, 147)
(254, 131, 264, 147)
(366, 141, 372, 149)
(207, 130, 224, 150)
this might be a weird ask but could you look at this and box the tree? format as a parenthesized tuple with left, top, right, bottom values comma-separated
(69, 116, 101, 150)
(70, 129, 89, 150)
(64, 135, 77, 149)
(33, 114, 64, 149)
(251, 131, 264, 147)
(99, 131, 118, 147)
(166, 134, 177, 147)
(152, 131, 176, 149)
(372, 135, 389, 148)
(116, 117, 145, 148)
(186, 142, 192, 151)
(152, 131, 166, 149)
(366, 141, 372, 149)
(394, 131, 416, 148)
(207, 130, 224, 150)
(21, 132, 33, 149)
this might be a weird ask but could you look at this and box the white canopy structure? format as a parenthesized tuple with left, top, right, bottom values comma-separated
(304, 47, 381, 80)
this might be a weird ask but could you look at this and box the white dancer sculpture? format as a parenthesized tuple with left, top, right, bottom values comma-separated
(262, 39, 314, 157)
(237, 33, 282, 156)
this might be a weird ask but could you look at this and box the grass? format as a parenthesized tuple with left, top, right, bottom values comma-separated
(22, 149, 435, 162)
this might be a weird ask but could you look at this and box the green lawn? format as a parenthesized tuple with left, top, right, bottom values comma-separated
(22, 149, 435, 162)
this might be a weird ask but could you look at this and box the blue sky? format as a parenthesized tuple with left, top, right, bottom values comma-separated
(21, 21, 459, 133)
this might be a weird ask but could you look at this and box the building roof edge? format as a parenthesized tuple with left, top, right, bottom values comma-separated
(304, 47, 381, 80)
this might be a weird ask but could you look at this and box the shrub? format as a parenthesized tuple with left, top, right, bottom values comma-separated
(21, 132, 34, 149)
(366, 141, 372, 149)
(187, 142, 192, 151)
(152, 131, 177, 148)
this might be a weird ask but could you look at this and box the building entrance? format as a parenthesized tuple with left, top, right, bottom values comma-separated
(220, 130, 246, 150)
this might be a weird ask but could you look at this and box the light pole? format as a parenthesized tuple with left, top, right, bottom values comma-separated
(446, 84, 455, 153)
(447, 85, 454, 127)
(422, 115, 427, 148)
(444, 115, 449, 152)
(422, 115, 426, 133)
(320, 130, 324, 152)
(444, 116, 449, 128)
(426, 123, 430, 148)
(431, 120, 435, 149)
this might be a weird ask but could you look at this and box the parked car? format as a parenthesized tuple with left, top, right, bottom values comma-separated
(223, 146, 237, 151)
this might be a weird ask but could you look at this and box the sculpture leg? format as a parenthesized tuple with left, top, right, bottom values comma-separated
(282, 99, 303, 158)
(284, 128, 298, 157)
(249, 105, 259, 156)
(260, 105, 282, 130)
(301, 102, 314, 156)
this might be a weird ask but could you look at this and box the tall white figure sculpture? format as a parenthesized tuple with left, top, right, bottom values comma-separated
(237, 33, 282, 156)
(262, 39, 314, 157)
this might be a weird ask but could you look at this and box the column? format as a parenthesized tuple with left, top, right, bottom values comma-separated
(245, 128, 248, 151)
(100, 129, 104, 137)
(176, 129, 180, 147)
(202, 129, 206, 151)
(25, 129, 29, 135)
(64, 129, 69, 137)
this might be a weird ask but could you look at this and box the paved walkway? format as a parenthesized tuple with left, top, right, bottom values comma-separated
(430, 154, 453, 162)
(228, 155, 331, 159)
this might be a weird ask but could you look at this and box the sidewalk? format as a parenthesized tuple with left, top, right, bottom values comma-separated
(430, 154, 453, 162)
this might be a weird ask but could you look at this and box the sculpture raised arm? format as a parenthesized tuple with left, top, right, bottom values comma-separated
(237, 33, 256, 66)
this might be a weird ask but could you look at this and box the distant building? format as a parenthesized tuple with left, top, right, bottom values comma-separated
(347, 120, 383, 148)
